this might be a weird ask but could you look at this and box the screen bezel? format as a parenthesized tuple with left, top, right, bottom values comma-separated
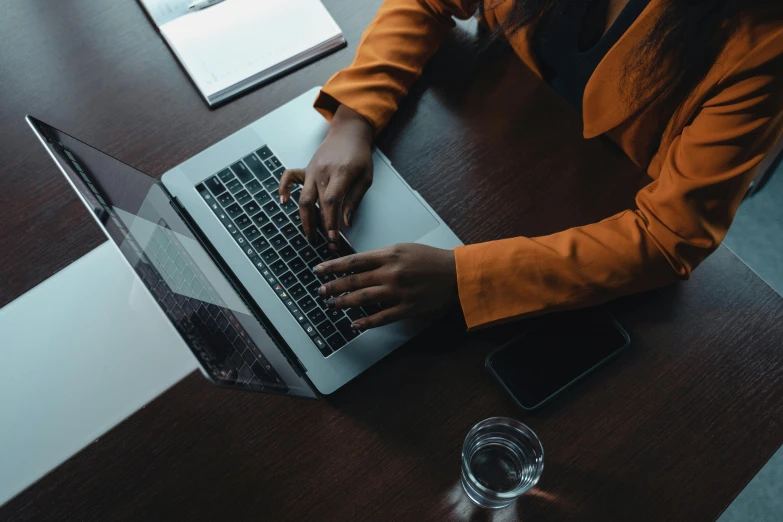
(486, 310, 630, 411)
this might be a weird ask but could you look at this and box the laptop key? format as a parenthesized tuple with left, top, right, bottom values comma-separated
(260, 222, 277, 238)
(225, 178, 243, 194)
(260, 248, 279, 264)
(290, 306, 308, 324)
(299, 246, 319, 266)
(306, 307, 326, 325)
(243, 200, 261, 216)
(244, 225, 261, 242)
(288, 256, 306, 274)
(281, 198, 297, 215)
(315, 243, 330, 260)
(271, 167, 285, 181)
(231, 161, 253, 184)
(305, 280, 320, 297)
(245, 179, 263, 195)
(217, 169, 234, 182)
(242, 245, 257, 260)
(279, 271, 297, 288)
(270, 260, 287, 276)
(326, 333, 346, 351)
(289, 283, 306, 301)
(325, 307, 345, 323)
(290, 189, 301, 203)
(290, 212, 302, 227)
(318, 272, 335, 284)
(302, 323, 318, 338)
(205, 176, 224, 195)
(298, 270, 316, 287)
(225, 203, 243, 219)
(234, 214, 251, 229)
(262, 177, 279, 193)
(263, 200, 281, 217)
(244, 153, 270, 181)
(289, 234, 307, 251)
(252, 212, 270, 227)
(313, 336, 331, 356)
(218, 192, 235, 207)
(235, 190, 252, 206)
(252, 259, 267, 273)
(272, 213, 288, 228)
(298, 296, 316, 312)
(280, 223, 298, 239)
(256, 146, 273, 160)
(254, 190, 272, 206)
(252, 236, 270, 252)
(269, 234, 287, 250)
(279, 245, 297, 262)
(336, 318, 359, 340)
(265, 157, 283, 171)
(345, 307, 366, 322)
(317, 321, 336, 339)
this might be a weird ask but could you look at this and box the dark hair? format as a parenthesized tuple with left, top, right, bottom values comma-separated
(488, 0, 781, 124)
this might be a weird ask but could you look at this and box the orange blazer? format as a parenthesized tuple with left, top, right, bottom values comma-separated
(313, 0, 783, 329)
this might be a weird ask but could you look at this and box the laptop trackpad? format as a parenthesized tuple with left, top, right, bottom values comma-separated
(343, 153, 439, 252)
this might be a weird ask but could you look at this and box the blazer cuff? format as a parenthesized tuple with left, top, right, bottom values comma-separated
(313, 77, 388, 136)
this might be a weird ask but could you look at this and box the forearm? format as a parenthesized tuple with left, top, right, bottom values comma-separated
(315, 0, 479, 133)
(454, 211, 680, 330)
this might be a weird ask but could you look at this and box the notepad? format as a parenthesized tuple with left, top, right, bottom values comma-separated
(139, 0, 346, 106)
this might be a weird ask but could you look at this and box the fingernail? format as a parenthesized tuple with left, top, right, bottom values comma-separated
(351, 323, 362, 331)
(279, 195, 284, 204)
(313, 265, 322, 273)
(325, 299, 336, 308)
(319, 285, 327, 296)
(346, 211, 353, 227)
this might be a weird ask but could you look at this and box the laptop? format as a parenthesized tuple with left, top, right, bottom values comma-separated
(27, 87, 462, 397)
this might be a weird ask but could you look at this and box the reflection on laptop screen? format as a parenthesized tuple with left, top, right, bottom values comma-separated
(28, 117, 315, 397)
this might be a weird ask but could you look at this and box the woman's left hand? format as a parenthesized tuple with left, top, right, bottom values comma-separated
(315, 243, 459, 330)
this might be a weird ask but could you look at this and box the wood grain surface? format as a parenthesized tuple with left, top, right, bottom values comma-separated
(1, 1, 782, 521)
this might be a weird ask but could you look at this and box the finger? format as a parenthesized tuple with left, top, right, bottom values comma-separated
(351, 305, 409, 330)
(316, 250, 385, 275)
(318, 181, 345, 251)
(298, 174, 319, 243)
(342, 177, 371, 227)
(326, 286, 397, 310)
(278, 168, 305, 204)
(319, 271, 379, 298)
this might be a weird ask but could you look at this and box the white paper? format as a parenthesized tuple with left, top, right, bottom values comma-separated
(160, 0, 342, 99)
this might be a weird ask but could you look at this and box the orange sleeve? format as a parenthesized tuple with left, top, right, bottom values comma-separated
(314, 0, 479, 133)
(455, 34, 783, 329)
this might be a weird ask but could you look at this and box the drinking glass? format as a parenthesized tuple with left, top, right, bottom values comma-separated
(461, 417, 544, 509)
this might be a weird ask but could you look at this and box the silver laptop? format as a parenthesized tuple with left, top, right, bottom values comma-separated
(27, 87, 462, 397)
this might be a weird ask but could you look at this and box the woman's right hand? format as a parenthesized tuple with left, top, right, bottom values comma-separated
(279, 104, 374, 253)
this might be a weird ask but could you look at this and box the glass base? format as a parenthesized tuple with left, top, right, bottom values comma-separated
(461, 473, 513, 509)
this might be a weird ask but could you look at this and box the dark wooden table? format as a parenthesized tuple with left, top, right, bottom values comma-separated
(2, 1, 782, 521)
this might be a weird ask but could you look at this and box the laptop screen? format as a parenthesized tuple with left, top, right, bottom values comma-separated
(28, 117, 316, 398)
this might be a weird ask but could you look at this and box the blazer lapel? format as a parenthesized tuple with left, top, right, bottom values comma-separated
(582, 0, 663, 138)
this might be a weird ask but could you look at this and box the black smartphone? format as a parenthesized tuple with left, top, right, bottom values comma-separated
(486, 308, 630, 411)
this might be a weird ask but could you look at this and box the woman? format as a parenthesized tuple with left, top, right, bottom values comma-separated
(279, 0, 783, 331)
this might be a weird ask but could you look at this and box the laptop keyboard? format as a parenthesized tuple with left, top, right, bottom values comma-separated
(196, 145, 373, 357)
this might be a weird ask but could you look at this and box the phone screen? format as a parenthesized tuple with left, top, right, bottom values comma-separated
(486, 308, 629, 410)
